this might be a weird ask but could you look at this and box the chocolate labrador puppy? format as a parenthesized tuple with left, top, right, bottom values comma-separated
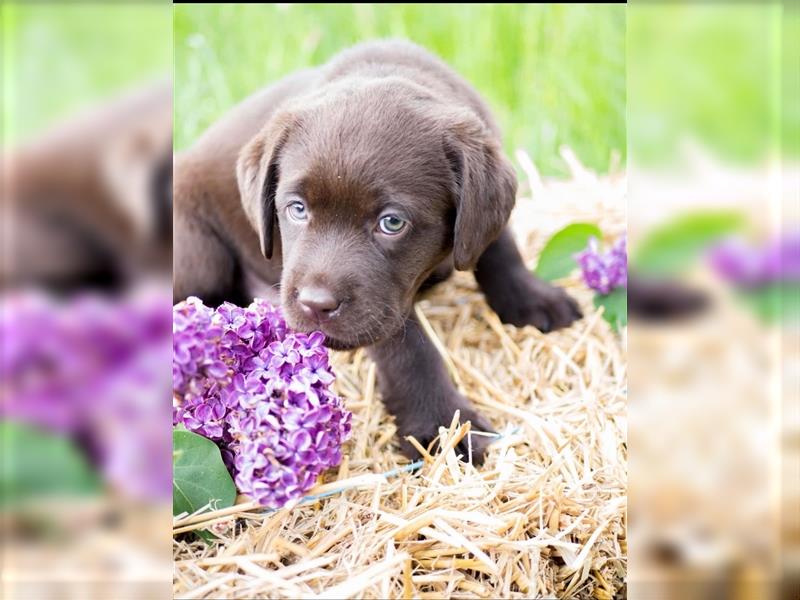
(174, 40, 581, 462)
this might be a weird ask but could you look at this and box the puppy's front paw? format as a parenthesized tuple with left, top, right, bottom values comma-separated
(489, 272, 582, 332)
(395, 397, 495, 465)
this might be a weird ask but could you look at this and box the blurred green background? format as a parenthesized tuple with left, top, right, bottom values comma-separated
(1, 2, 171, 144)
(5, 3, 795, 172)
(174, 3, 626, 177)
(628, 3, 799, 167)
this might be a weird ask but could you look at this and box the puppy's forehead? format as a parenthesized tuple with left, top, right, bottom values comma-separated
(281, 86, 451, 211)
(295, 162, 381, 218)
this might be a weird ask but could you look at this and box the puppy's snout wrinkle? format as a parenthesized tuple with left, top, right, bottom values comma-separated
(297, 286, 342, 321)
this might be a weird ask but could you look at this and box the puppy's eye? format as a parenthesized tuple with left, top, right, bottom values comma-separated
(287, 201, 308, 222)
(377, 214, 407, 235)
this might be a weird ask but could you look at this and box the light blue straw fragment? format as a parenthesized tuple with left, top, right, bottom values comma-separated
(296, 459, 425, 506)
(259, 425, 522, 514)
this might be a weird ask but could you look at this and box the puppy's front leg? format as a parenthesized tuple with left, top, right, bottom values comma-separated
(475, 228, 582, 332)
(369, 313, 493, 463)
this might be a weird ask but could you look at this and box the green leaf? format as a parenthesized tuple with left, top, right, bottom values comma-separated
(632, 211, 746, 276)
(535, 223, 603, 281)
(738, 282, 800, 324)
(0, 422, 102, 507)
(172, 429, 236, 519)
(594, 287, 627, 332)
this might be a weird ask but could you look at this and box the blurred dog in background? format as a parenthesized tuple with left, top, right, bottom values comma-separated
(2, 81, 173, 293)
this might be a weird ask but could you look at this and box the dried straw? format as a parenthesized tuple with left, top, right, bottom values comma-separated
(173, 149, 627, 599)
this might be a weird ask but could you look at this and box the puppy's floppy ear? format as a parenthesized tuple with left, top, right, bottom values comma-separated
(236, 111, 296, 260)
(442, 111, 517, 271)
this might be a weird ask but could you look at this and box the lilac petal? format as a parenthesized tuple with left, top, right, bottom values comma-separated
(290, 429, 312, 452)
(206, 361, 229, 378)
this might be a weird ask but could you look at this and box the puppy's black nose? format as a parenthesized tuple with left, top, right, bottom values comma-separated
(297, 286, 341, 321)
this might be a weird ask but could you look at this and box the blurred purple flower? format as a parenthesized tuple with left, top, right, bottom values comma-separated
(708, 234, 800, 288)
(575, 235, 628, 295)
(0, 287, 173, 502)
(172, 297, 351, 509)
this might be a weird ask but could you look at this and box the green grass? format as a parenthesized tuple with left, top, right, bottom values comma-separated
(2, 3, 171, 144)
(174, 4, 626, 177)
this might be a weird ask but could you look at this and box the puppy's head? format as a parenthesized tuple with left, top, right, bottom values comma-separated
(237, 81, 516, 349)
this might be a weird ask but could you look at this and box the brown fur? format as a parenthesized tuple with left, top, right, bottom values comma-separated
(2, 81, 173, 291)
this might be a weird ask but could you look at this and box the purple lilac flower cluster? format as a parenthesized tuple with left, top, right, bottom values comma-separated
(172, 297, 352, 509)
(708, 234, 800, 288)
(0, 287, 173, 501)
(575, 235, 628, 295)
